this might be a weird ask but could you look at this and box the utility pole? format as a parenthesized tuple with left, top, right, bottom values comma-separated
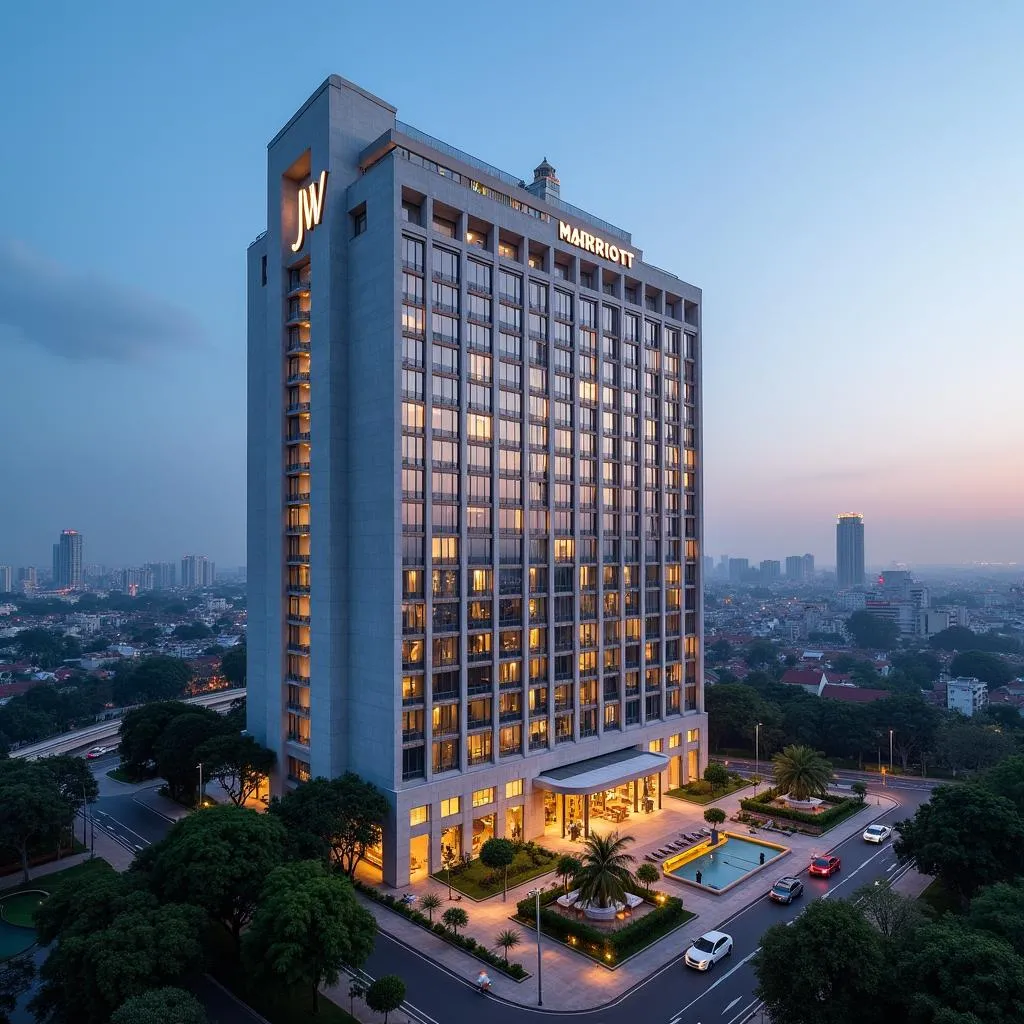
(528, 888, 543, 1006)
(196, 762, 204, 809)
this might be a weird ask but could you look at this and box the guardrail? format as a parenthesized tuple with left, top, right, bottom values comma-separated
(12, 688, 246, 761)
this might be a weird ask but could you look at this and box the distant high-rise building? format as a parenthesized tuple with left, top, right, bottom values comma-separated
(53, 530, 84, 590)
(836, 514, 865, 589)
(0, 565, 12, 593)
(802, 553, 814, 577)
(181, 554, 215, 589)
(760, 559, 781, 580)
(702, 555, 714, 577)
(17, 567, 37, 593)
(118, 567, 155, 594)
(728, 557, 750, 582)
(785, 555, 805, 580)
(145, 562, 178, 589)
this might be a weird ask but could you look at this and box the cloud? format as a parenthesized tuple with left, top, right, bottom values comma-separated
(0, 239, 204, 361)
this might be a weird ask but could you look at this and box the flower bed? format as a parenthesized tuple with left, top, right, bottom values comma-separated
(739, 786, 863, 832)
(429, 840, 557, 900)
(352, 879, 528, 980)
(666, 775, 749, 805)
(514, 889, 692, 968)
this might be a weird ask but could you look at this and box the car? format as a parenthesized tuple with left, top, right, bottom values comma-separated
(683, 930, 733, 971)
(769, 876, 804, 904)
(809, 855, 841, 878)
(863, 824, 893, 844)
(85, 746, 111, 760)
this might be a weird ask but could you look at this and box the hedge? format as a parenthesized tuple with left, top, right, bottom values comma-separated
(514, 890, 691, 966)
(739, 786, 863, 829)
(352, 879, 528, 980)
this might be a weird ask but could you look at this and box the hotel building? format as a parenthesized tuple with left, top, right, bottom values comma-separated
(247, 76, 707, 886)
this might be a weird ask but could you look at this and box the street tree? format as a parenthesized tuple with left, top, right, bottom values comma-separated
(845, 611, 900, 651)
(154, 709, 228, 801)
(635, 862, 660, 893)
(892, 920, 1024, 1024)
(935, 716, 1016, 776)
(772, 745, 833, 800)
(142, 804, 287, 947)
(851, 781, 868, 801)
(703, 762, 730, 794)
(109, 987, 208, 1024)
(872, 695, 941, 772)
(854, 879, 923, 940)
(556, 854, 582, 894)
(495, 928, 521, 966)
(894, 783, 1024, 904)
(419, 891, 442, 923)
(243, 861, 376, 1015)
(754, 897, 887, 1024)
(37, 754, 99, 814)
(194, 733, 275, 806)
(441, 907, 468, 936)
(0, 761, 74, 882)
(365, 975, 406, 1024)
(968, 880, 1024, 956)
(479, 837, 517, 901)
(118, 701, 194, 778)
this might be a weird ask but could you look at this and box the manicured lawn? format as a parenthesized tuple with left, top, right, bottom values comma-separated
(919, 878, 963, 918)
(666, 777, 749, 805)
(0, 857, 100, 893)
(106, 766, 138, 784)
(431, 843, 558, 900)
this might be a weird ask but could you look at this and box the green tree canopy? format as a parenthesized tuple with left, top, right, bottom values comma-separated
(703, 762, 730, 793)
(243, 861, 376, 1015)
(981, 754, 1024, 815)
(0, 760, 74, 882)
(13, 628, 71, 669)
(479, 837, 517, 901)
(930, 626, 1020, 655)
(705, 683, 767, 752)
(872, 694, 942, 772)
(845, 611, 900, 651)
(0, 954, 34, 1024)
(36, 754, 99, 812)
(220, 645, 247, 687)
(365, 975, 406, 1024)
(754, 898, 887, 1024)
(574, 831, 636, 910)
(155, 709, 228, 800)
(113, 656, 191, 706)
(949, 650, 1014, 687)
(194, 733, 275, 807)
(895, 783, 1024, 903)
(968, 880, 1024, 957)
(934, 716, 1016, 776)
(119, 701, 194, 777)
(772, 744, 833, 800)
(109, 987, 208, 1024)
(140, 804, 287, 945)
(744, 639, 780, 671)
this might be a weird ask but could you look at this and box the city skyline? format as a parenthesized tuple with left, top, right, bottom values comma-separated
(1, 2, 1023, 569)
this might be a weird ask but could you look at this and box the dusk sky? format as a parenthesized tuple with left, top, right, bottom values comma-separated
(1, 1, 1021, 571)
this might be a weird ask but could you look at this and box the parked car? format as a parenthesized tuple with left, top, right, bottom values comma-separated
(809, 856, 841, 878)
(683, 930, 733, 971)
(769, 876, 804, 904)
(863, 824, 893, 844)
(85, 746, 111, 760)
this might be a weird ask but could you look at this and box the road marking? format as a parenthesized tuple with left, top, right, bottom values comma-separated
(669, 948, 759, 1021)
(344, 965, 438, 1024)
(723, 995, 741, 1013)
(725, 999, 761, 1024)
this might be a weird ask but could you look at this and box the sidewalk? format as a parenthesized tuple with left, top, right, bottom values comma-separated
(357, 787, 899, 1011)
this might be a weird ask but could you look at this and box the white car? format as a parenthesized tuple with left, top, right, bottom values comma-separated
(863, 824, 893, 844)
(684, 930, 733, 971)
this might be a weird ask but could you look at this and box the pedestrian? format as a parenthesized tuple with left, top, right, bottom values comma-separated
(695, 870, 703, 885)
(759, 851, 765, 865)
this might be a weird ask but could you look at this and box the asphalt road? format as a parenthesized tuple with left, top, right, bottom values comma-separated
(82, 755, 177, 854)
(361, 782, 928, 1024)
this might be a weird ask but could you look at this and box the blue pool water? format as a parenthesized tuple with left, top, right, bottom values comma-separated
(667, 835, 784, 889)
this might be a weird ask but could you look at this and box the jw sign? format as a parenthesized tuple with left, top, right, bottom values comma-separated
(291, 170, 328, 252)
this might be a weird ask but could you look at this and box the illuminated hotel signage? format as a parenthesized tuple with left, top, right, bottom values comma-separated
(558, 220, 635, 268)
(291, 170, 328, 252)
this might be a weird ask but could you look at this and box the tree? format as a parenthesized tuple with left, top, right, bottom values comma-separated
(419, 891, 442, 924)
(744, 639, 779, 671)
(872, 695, 941, 772)
(935, 716, 1016, 776)
(890, 652, 941, 686)
(194, 733, 275, 807)
(853, 879, 922, 939)
(0, 762, 74, 882)
(845, 611, 900, 651)
(706, 639, 733, 663)
(37, 754, 99, 813)
(851, 781, 867, 801)
(118, 701, 194, 778)
(479, 837, 516, 901)
(555, 854, 581, 894)
(441, 906, 468, 936)
(703, 762, 730, 794)
(894, 783, 1024, 904)
(365, 975, 406, 1024)
(930, 626, 1020, 655)
(704, 683, 766, 752)
(113, 656, 191, 706)
(220, 645, 247, 687)
(14, 628, 68, 669)
(0, 955, 34, 1024)
(949, 650, 1013, 687)
(495, 928, 521, 966)
(982, 755, 1024, 814)
(109, 987, 208, 1024)
(574, 831, 637, 910)
(154, 709, 227, 800)
(635, 862, 660, 893)
(704, 807, 726, 843)
(968, 879, 1024, 956)
(243, 861, 376, 1015)
(172, 622, 213, 641)
(142, 804, 287, 946)
(892, 920, 1024, 1024)
(754, 898, 886, 1024)
(772, 745, 833, 800)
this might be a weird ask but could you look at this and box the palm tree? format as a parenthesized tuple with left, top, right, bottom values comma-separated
(574, 831, 637, 910)
(441, 906, 468, 936)
(772, 744, 833, 800)
(556, 854, 582, 894)
(419, 891, 442, 923)
(495, 927, 522, 966)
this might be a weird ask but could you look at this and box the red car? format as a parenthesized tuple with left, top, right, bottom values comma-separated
(809, 856, 841, 878)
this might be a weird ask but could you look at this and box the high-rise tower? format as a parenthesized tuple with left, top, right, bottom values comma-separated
(836, 514, 865, 589)
(53, 530, 83, 589)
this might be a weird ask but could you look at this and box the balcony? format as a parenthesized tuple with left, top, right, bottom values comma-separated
(287, 613, 311, 625)
(287, 643, 311, 656)
(287, 584, 311, 595)
(529, 736, 548, 751)
(286, 554, 310, 565)
(287, 432, 312, 444)
(286, 309, 311, 325)
(286, 673, 310, 685)
(286, 402, 311, 415)
(287, 279, 311, 297)
(286, 492, 311, 505)
(285, 461, 311, 474)
(499, 709, 521, 724)
(468, 751, 492, 767)
(529, 705, 548, 718)
(287, 732, 311, 747)
(467, 715, 492, 731)
(285, 339, 311, 355)
(433, 724, 460, 739)
(467, 682, 492, 697)
(402, 730, 425, 744)
(286, 372, 311, 386)
(286, 524, 311, 535)
(402, 693, 424, 707)
(286, 702, 310, 716)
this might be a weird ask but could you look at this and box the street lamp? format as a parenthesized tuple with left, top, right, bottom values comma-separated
(889, 729, 894, 774)
(754, 722, 762, 795)
(528, 888, 543, 1006)
(196, 762, 204, 809)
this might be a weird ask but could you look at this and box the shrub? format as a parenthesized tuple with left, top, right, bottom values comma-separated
(738, 786, 859, 829)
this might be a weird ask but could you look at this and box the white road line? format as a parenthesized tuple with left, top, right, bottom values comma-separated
(343, 964, 437, 1024)
(723, 995, 742, 1013)
(669, 948, 759, 1021)
(725, 998, 761, 1024)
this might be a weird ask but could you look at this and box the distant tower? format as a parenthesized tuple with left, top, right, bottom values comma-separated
(525, 157, 561, 203)
(54, 530, 84, 589)
(836, 514, 865, 589)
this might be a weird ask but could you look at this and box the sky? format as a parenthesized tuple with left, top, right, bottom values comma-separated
(0, 1, 1021, 572)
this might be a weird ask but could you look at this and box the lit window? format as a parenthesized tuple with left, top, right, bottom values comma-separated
(472, 787, 495, 808)
(441, 797, 461, 817)
(409, 805, 429, 827)
(505, 779, 524, 798)
(687, 729, 700, 743)
(668, 734, 681, 749)
(648, 739, 663, 753)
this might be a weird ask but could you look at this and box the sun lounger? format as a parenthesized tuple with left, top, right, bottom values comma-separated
(624, 893, 645, 909)
(556, 888, 581, 908)
(645, 854, 658, 862)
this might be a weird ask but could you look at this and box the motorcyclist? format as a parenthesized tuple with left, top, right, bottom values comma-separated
(475, 970, 491, 993)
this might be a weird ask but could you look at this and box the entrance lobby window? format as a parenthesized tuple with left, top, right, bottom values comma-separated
(506, 804, 524, 841)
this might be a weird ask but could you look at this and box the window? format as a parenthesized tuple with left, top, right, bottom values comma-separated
(687, 729, 700, 743)
(441, 796, 461, 817)
(498, 240, 519, 260)
(433, 215, 457, 238)
(472, 787, 495, 807)
(409, 805, 429, 826)
(352, 207, 367, 236)
(402, 236, 425, 272)
(505, 778, 524, 798)
(401, 200, 422, 225)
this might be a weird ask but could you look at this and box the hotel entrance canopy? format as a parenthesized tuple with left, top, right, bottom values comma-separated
(533, 747, 670, 795)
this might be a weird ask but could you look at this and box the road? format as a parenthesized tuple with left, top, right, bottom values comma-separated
(360, 781, 928, 1024)
(712, 755, 945, 794)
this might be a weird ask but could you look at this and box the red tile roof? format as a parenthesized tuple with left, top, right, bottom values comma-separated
(780, 669, 825, 686)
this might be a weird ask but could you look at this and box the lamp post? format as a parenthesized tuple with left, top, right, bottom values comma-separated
(889, 729, 894, 774)
(196, 762, 204, 809)
(754, 722, 762, 794)
(528, 888, 543, 1006)
(81, 783, 89, 848)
